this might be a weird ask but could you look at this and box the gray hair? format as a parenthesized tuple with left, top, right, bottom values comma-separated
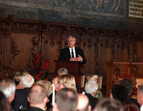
(57, 68, 68, 75)
(85, 80, 98, 94)
(20, 74, 34, 88)
(0, 79, 16, 99)
(68, 35, 76, 42)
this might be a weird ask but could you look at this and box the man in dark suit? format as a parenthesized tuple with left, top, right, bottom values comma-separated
(12, 73, 34, 111)
(27, 84, 48, 111)
(84, 80, 98, 110)
(58, 35, 86, 64)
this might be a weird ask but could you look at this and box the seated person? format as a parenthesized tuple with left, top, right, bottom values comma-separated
(86, 74, 103, 99)
(84, 80, 98, 110)
(53, 88, 78, 111)
(95, 98, 123, 111)
(0, 91, 12, 111)
(119, 78, 140, 108)
(77, 94, 91, 111)
(27, 84, 48, 111)
(110, 84, 139, 111)
(57, 74, 77, 92)
(12, 73, 34, 111)
(36, 80, 53, 111)
(0, 79, 16, 104)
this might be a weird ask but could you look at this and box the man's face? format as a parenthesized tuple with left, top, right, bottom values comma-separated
(68, 37, 76, 48)
(57, 81, 64, 91)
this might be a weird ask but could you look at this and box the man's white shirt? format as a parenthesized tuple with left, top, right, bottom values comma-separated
(69, 47, 76, 58)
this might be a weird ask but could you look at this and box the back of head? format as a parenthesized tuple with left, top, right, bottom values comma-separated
(0, 91, 11, 111)
(85, 80, 98, 94)
(111, 84, 129, 103)
(119, 78, 133, 95)
(123, 102, 139, 111)
(58, 74, 76, 92)
(36, 80, 53, 96)
(58, 68, 68, 76)
(20, 73, 34, 88)
(28, 84, 48, 105)
(95, 98, 123, 111)
(0, 79, 16, 99)
(77, 94, 90, 111)
(55, 88, 78, 111)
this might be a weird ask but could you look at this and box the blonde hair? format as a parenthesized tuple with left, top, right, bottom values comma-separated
(58, 75, 76, 92)
(36, 80, 53, 97)
(86, 75, 102, 89)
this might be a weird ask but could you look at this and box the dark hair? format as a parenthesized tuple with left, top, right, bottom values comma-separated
(56, 88, 78, 111)
(0, 91, 11, 111)
(123, 102, 139, 111)
(95, 98, 123, 111)
(111, 84, 129, 103)
(119, 78, 134, 95)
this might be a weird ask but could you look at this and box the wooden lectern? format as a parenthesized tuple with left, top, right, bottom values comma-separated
(54, 60, 83, 75)
(54, 60, 84, 92)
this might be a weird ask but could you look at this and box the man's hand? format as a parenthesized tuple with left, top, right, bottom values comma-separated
(70, 55, 83, 62)
(76, 55, 83, 61)
(70, 58, 77, 61)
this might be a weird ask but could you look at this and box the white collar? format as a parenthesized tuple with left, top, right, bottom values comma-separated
(69, 47, 75, 50)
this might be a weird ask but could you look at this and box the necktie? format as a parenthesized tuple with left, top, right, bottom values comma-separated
(71, 49, 74, 58)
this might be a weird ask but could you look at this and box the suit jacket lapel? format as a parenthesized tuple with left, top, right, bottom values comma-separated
(67, 48, 71, 59)
(75, 47, 78, 57)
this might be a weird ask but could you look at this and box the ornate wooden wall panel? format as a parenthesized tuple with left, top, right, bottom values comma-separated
(10, 33, 33, 71)
(0, 16, 143, 80)
(81, 37, 97, 74)
(45, 34, 60, 73)
(136, 42, 143, 62)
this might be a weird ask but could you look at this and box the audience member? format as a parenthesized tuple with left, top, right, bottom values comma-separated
(57, 74, 77, 92)
(57, 68, 68, 76)
(110, 84, 129, 103)
(94, 98, 123, 111)
(27, 84, 48, 111)
(0, 79, 16, 103)
(12, 73, 34, 111)
(86, 75, 103, 99)
(84, 80, 98, 110)
(53, 88, 78, 111)
(137, 84, 143, 111)
(36, 80, 53, 111)
(119, 78, 140, 107)
(36, 80, 53, 97)
(123, 102, 139, 111)
(111, 84, 139, 111)
(77, 94, 91, 111)
(57, 67, 79, 92)
(52, 68, 69, 91)
(13, 70, 25, 85)
(0, 91, 12, 111)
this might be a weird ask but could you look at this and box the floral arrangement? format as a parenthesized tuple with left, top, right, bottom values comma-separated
(31, 51, 49, 81)
(28, 36, 49, 82)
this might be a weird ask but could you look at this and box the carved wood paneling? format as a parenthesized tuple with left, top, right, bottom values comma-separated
(0, 15, 143, 80)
